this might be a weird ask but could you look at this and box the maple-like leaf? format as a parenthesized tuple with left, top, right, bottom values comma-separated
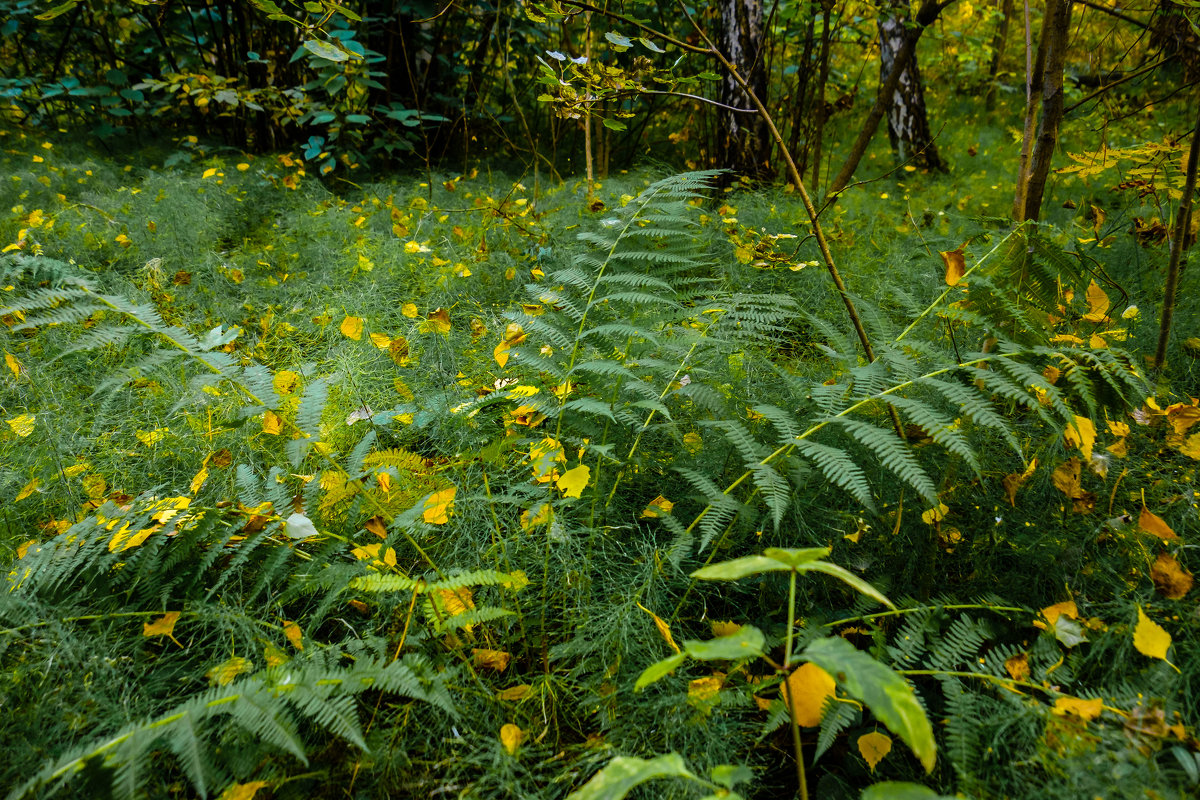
(556, 464, 590, 498)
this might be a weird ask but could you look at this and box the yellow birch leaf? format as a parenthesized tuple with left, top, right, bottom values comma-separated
(283, 621, 304, 650)
(422, 486, 456, 524)
(497, 684, 531, 701)
(6, 413, 35, 437)
(682, 432, 703, 454)
(424, 308, 451, 334)
(1082, 279, 1112, 322)
(688, 675, 723, 702)
(262, 410, 283, 435)
(143, 611, 182, 645)
(340, 315, 364, 340)
(201, 167, 218, 179)
(273, 370, 300, 396)
(1034, 599, 1078, 630)
(637, 602, 680, 653)
(370, 332, 391, 349)
(1179, 431, 1200, 460)
(940, 245, 966, 286)
(1051, 458, 1083, 499)
(5, 351, 21, 379)
(264, 643, 288, 668)
(1064, 415, 1096, 461)
(15, 478, 39, 501)
(1053, 696, 1104, 720)
(858, 730, 893, 771)
(217, 781, 270, 800)
(1133, 606, 1172, 661)
(190, 466, 209, 495)
(500, 723, 525, 755)
(1004, 652, 1030, 681)
(438, 587, 474, 617)
(640, 495, 674, 518)
(207, 655, 253, 685)
(401, 302, 418, 318)
(473, 648, 512, 672)
(1139, 506, 1178, 541)
(82, 474, 107, 500)
(782, 662, 836, 727)
(1150, 551, 1193, 599)
(921, 503, 949, 524)
(556, 464, 590, 498)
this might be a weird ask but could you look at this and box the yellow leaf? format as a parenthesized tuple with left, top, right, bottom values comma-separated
(688, 675, 723, 702)
(496, 684, 531, 701)
(135, 428, 168, 446)
(520, 502, 553, 532)
(683, 432, 703, 454)
(207, 655, 253, 685)
(1133, 606, 1172, 661)
(1082, 279, 1112, 322)
(640, 495, 674, 518)
(1150, 551, 1193, 599)
(1051, 458, 1084, 499)
(782, 662, 836, 727)
(5, 351, 22, 379)
(711, 620, 741, 637)
(1138, 506, 1178, 541)
(401, 302, 418, 318)
(1064, 415, 1096, 461)
(15, 477, 39, 501)
(494, 323, 527, 367)
(264, 643, 288, 668)
(1165, 403, 1200, 436)
(340, 315, 364, 340)
(190, 466, 209, 495)
(422, 486, 456, 524)
(473, 648, 512, 672)
(1053, 696, 1104, 720)
(1034, 599, 1078, 630)
(201, 168, 218, 179)
(283, 621, 304, 650)
(143, 611, 182, 645)
(262, 410, 283, 435)
(500, 723, 525, 755)
(438, 587, 474, 619)
(1002, 458, 1038, 506)
(370, 332, 391, 349)
(421, 307, 451, 335)
(921, 503, 949, 524)
(637, 602, 680, 653)
(217, 781, 270, 800)
(82, 474, 107, 500)
(858, 730, 892, 771)
(1179, 431, 1200, 460)
(556, 464, 590, 498)
(6, 413, 35, 437)
(273, 369, 301, 396)
(1004, 652, 1030, 681)
(940, 245, 966, 286)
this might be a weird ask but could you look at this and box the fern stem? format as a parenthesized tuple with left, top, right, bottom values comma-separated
(821, 603, 1026, 629)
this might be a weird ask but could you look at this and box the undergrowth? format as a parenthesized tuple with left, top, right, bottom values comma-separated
(1, 128, 1198, 799)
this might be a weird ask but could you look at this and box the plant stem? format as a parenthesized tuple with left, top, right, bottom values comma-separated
(1154, 90, 1200, 370)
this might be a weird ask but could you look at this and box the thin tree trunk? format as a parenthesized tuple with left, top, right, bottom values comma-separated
(1012, 0, 1046, 220)
(811, 0, 834, 189)
(1021, 0, 1073, 221)
(984, 0, 1014, 110)
(718, 0, 771, 177)
(1154, 96, 1200, 369)
(828, 0, 954, 195)
(877, 0, 946, 170)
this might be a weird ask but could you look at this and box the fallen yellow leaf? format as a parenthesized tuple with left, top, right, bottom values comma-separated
(782, 662, 836, 727)
(1133, 606, 1172, 661)
(340, 315, 364, 340)
(422, 486, 456, 524)
(217, 781, 270, 800)
(473, 648, 512, 672)
(556, 464, 590, 498)
(1150, 551, 1193, 599)
(1138, 506, 1178, 541)
(143, 611, 182, 647)
(283, 621, 304, 650)
(6, 413, 35, 437)
(1053, 696, 1104, 720)
(637, 602, 680, 654)
(500, 723, 525, 755)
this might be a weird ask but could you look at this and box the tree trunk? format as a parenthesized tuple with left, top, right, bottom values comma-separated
(718, 0, 771, 177)
(810, 0, 834, 189)
(1021, 0, 1073, 221)
(877, 0, 946, 170)
(984, 0, 1014, 110)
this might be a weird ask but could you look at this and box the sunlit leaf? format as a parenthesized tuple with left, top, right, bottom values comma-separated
(556, 464, 590, 498)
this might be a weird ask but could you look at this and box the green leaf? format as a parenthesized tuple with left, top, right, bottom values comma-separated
(710, 764, 753, 788)
(604, 31, 634, 49)
(797, 561, 894, 609)
(566, 753, 698, 800)
(861, 781, 948, 800)
(638, 37, 666, 53)
(683, 625, 765, 661)
(602, 118, 627, 132)
(804, 638, 936, 773)
(692, 548, 829, 580)
(35, 0, 81, 20)
(303, 39, 350, 62)
(634, 652, 686, 691)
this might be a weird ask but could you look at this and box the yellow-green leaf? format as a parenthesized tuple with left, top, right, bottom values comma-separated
(6, 413, 35, 437)
(556, 464, 590, 498)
